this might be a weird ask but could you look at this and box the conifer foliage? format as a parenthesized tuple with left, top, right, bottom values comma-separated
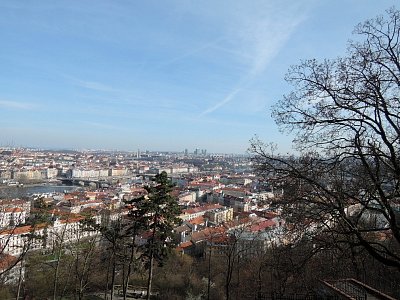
(136, 171, 181, 299)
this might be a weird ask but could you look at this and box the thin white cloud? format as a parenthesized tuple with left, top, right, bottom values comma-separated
(198, 1, 311, 116)
(61, 74, 120, 93)
(155, 37, 225, 69)
(199, 87, 242, 117)
(0, 100, 35, 110)
(75, 80, 118, 93)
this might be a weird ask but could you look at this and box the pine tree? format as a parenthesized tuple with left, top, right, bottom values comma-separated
(136, 171, 181, 299)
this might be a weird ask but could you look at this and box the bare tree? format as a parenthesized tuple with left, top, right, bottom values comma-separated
(250, 7, 400, 271)
(51, 218, 69, 300)
(206, 220, 271, 300)
(71, 218, 100, 300)
(100, 219, 125, 300)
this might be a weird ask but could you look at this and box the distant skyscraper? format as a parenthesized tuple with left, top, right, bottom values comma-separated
(201, 149, 207, 156)
(184, 149, 188, 156)
(194, 148, 200, 156)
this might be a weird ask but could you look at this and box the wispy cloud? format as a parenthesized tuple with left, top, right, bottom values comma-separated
(199, 87, 242, 117)
(61, 74, 120, 93)
(69, 77, 120, 92)
(198, 1, 310, 116)
(0, 100, 35, 110)
(245, 15, 307, 77)
(75, 79, 119, 93)
(155, 37, 225, 69)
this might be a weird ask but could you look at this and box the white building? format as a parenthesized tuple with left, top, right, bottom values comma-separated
(0, 208, 27, 228)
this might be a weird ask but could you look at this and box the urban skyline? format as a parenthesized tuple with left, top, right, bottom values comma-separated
(0, 1, 397, 153)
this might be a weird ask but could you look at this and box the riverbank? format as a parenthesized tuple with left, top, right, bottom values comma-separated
(0, 183, 81, 199)
(0, 179, 64, 188)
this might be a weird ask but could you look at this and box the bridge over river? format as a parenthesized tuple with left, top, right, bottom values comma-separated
(59, 177, 112, 188)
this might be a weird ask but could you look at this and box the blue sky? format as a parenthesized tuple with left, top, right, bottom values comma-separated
(0, 1, 397, 153)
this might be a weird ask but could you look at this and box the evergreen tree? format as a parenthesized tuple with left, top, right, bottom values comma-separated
(136, 171, 181, 299)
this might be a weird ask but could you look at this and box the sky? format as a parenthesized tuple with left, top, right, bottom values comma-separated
(0, 1, 398, 154)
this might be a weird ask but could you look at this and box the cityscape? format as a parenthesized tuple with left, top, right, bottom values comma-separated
(0, 141, 399, 299)
(0, 146, 279, 299)
(1, 1, 400, 300)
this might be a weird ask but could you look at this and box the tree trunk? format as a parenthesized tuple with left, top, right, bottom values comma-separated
(111, 254, 116, 300)
(123, 236, 137, 300)
(225, 255, 232, 300)
(15, 260, 23, 300)
(53, 229, 67, 300)
(122, 249, 127, 298)
(207, 245, 212, 300)
(60, 259, 73, 300)
(105, 251, 112, 300)
(52, 215, 71, 300)
(257, 265, 262, 300)
(77, 240, 95, 300)
(146, 251, 154, 300)
(53, 250, 62, 300)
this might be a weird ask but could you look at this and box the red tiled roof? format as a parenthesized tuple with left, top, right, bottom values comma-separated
(188, 216, 205, 225)
(3, 208, 24, 213)
(59, 216, 84, 224)
(0, 225, 32, 235)
(0, 254, 17, 270)
(191, 227, 226, 243)
(182, 204, 222, 215)
(249, 219, 276, 232)
(177, 241, 193, 249)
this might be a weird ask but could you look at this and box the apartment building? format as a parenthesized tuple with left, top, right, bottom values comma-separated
(204, 207, 234, 224)
(0, 199, 31, 228)
(179, 204, 222, 221)
(0, 208, 26, 228)
(0, 217, 99, 257)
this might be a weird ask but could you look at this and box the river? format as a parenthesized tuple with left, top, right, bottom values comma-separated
(0, 184, 81, 199)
